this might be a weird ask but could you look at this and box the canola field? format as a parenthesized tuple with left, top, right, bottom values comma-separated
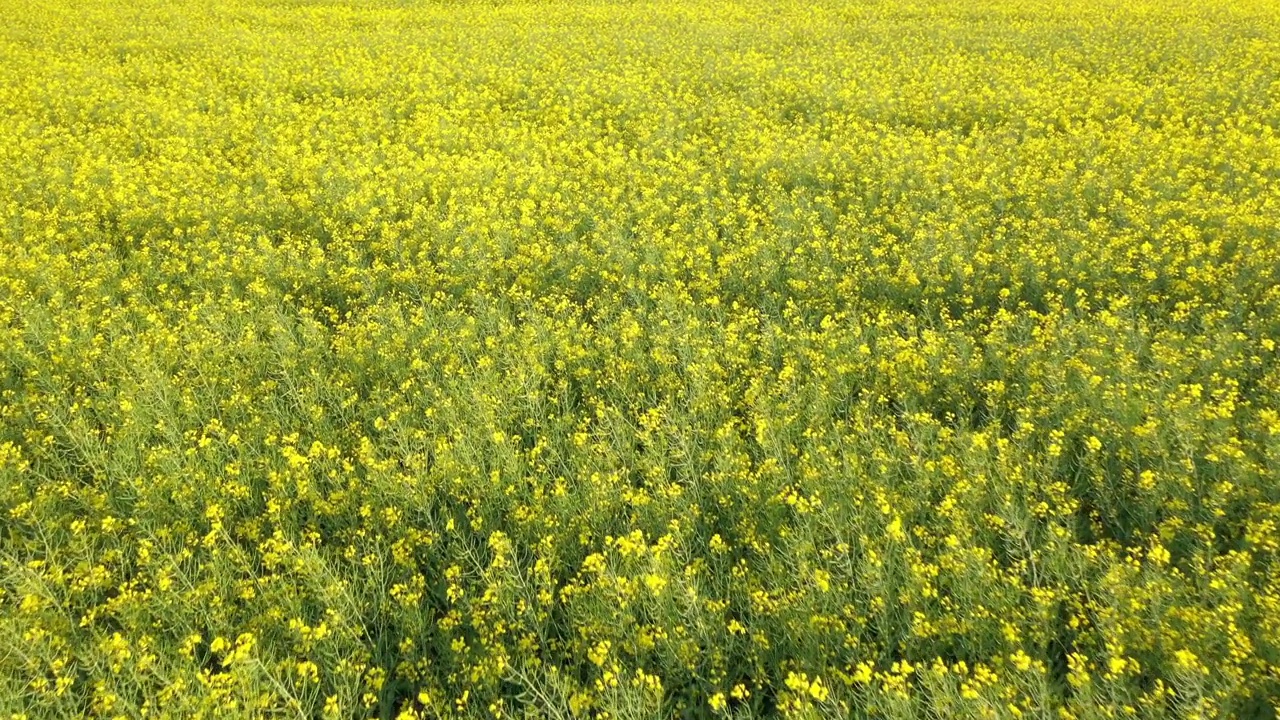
(2, 0, 1280, 717)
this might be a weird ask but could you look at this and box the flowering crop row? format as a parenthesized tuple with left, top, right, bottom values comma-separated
(1, 0, 1279, 717)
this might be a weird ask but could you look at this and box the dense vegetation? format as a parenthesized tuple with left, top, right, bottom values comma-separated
(2, 0, 1279, 717)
